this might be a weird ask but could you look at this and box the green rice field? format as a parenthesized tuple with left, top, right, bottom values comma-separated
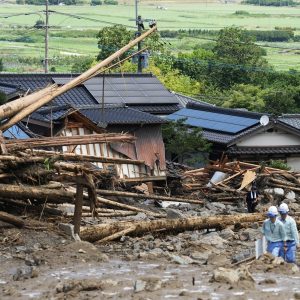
(0, 2, 300, 72)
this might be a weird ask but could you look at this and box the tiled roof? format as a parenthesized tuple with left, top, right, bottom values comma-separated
(0, 74, 99, 107)
(29, 104, 166, 126)
(279, 115, 300, 130)
(201, 130, 235, 144)
(228, 146, 300, 155)
(0, 82, 22, 95)
(130, 104, 180, 114)
(174, 92, 214, 108)
(78, 106, 166, 126)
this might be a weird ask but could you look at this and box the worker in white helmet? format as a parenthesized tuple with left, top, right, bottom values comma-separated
(278, 203, 299, 263)
(262, 206, 287, 257)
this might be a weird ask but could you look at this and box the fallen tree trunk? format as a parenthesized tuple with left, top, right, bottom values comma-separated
(0, 211, 25, 228)
(80, 213, 264, 242)
(96, 189, 203, 204)
(0, 184, 74, 203)
(5, 133, 135, 151)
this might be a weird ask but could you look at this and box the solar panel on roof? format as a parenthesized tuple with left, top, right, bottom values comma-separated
(167, 108, 259, 134)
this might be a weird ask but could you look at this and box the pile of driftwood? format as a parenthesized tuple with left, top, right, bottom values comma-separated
(182, 156, 300, 207)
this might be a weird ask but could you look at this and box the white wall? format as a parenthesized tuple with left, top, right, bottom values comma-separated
(237, 129, 300, 147)
(286, 157, 300, 172)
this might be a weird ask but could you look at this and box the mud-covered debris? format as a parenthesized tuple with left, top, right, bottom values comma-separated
(13, 266, 38, 281)
(56, 278, 118, 293)
(211, 266, 255, 287)
(134, 277, 162, 293)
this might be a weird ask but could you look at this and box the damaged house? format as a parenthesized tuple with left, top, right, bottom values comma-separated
(0, 73, 181, 180)
(167, 101, 300, 171)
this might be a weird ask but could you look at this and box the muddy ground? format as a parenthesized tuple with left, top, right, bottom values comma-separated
(1, 220, 300, 300)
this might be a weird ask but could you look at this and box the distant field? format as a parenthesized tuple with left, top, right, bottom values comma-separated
(0, 2, 300, 72)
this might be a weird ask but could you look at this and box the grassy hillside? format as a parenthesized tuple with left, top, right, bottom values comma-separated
(0, 2, 300, 72)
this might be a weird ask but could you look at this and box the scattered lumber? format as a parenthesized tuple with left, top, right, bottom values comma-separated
(80, 213, 265, 242)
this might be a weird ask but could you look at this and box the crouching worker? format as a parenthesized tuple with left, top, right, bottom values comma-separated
(278, 203, 299, 263)
(262, 206, 287, 257)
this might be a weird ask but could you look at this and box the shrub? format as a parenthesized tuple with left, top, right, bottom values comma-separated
(234, 10, 250, 15)
(267, 160, 291, 170)
(104, 0, 118, 4)
(242, 0, 299, 6)
(14, 36, 35, 43)
(91, 0, 102, 4)
(34, 20, 45, 29)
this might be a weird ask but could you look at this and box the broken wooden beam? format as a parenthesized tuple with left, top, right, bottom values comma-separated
(96, 189, 203, 204)
(26, 149, 145, 165)
(0, 211, 25, 228)
(121, 176, 167, 183)
(80, 213, 264, 242)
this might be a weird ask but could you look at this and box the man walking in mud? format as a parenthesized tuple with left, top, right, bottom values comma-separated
(262, 206, 287, 257)
(278, 203, 299, 263)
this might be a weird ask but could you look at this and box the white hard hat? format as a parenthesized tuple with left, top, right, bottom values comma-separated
(267, 206, 278, 217)
(278, 203, 289, 214)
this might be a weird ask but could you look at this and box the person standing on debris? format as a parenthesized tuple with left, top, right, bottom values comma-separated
(278, 203, 299, 263)
(262, 206, 287, 257)
(246, 184, 259, 213)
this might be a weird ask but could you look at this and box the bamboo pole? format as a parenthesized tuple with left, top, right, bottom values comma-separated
(80, 213, 265, 242)
(0, 26, 157, 131)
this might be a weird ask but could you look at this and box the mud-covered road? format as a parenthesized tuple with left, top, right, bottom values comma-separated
(1, 226, 300, 300)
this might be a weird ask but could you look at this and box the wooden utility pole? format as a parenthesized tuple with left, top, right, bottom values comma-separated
(45, 0, 49, 73)
(135, 0, 142, 73)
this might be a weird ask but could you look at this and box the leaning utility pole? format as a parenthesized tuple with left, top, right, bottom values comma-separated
(135, 0, 142, 73)
(44, 0, 49, 73)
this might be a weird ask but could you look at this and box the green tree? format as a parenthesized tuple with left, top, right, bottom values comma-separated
(0, 58, 3, 72)
(174, 48, 214, 81)
(96, 25, 132, 61)
(34, 20, 45, 29)
(262, 86, 298, 115)
(223, 84, 265, 111)
(147, 64, 203, 97)
(210, 27, 269, 89)
(162, 119, 211, 165)
(71, 56, 95, 72)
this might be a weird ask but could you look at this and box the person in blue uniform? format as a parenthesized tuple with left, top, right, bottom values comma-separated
(262, 206, 287, 257)
(278, 203, 299, 263)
